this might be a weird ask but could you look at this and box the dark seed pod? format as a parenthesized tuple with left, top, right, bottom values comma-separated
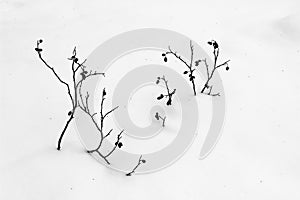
(166, 98, 172, 106)
(102, 89, 107, 96)
(157, 94, 164, 100)
(118, 142, 123, 148)
(213, 42, 219, 49)
(155, 112, 159, 120)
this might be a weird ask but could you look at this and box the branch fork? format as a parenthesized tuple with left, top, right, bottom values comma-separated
(156, 75, 176, 106)
(35, 39, 104, 150)
(78, 88, 123, 165)
(155, 112, 166, 127)
(126, 155, 146, 176)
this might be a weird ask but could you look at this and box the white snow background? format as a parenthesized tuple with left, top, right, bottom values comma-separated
(1, 0, 300, 199)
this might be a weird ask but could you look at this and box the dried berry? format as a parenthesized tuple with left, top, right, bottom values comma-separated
(166, 98, 172, 106)
(213, 42, 218, 49)
(157, 94, 164, 100)
(35, 48, 42, 52)
(118, 142, 123, 148)
(155, 112, 159, 120)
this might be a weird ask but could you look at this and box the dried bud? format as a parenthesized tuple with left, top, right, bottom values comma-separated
(141, 159, 146, 163)
(164, 57, 168, 62)
(155, 112, 159, 120)
(183, 71, 188, 74)
(213, 42, 218, 49)
(166, 98, 172, 106)
(118, 142, 123, 148)
(226, 66, 229, 71)
(102, 89, 106, 96)
(68, 111, 72, 116)
(157, 94, 164, 100)
(35, 48, 42, 52)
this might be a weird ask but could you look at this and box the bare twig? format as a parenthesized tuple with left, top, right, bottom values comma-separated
(78, 88, 123, 165)
(104, 130, 124, 158)
(163, 40, 230, 97)
(125, 155, 146, 176)
(155, 112, 166, 127)
(156, 75, 176, 106)
(35, 39, 104, 150)
(162, 41, 197, 95)
(197, 40, 230, 96)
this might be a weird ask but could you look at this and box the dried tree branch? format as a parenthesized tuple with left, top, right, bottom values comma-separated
(78, 88, 124, 165)
(155, 112, 166, 127)
(35, 39, 104, 150)
(125, 155, 146, 176)
(163, 40, 230, 97)
(162, 41, 197, 95)
(156, 75, 176, 106)
(104, 130, 124, 158)
(197, 40, 230, 96)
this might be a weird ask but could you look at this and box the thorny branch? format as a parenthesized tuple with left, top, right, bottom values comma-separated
(78, 87, 123, 165)
(162, 41, 197, 95)
(35, 39, 104, 150)
(126, 155, 146, 176)
(156, 75, 176, 106)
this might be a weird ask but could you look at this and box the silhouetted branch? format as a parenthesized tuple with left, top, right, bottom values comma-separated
(196, 40, 230, 96)
(155, 112, 166, 127)
(35, 39, 104, 150)
(78, 88, 123, 165)
(163, 40, 230, 97)
(162, 41, 197, 95)
(156, 75, 176, 106)
(126, 155, 146, 176)
(104, 130, 124, 158)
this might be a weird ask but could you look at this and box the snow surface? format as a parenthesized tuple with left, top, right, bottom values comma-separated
(1, 0, 300, 199)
